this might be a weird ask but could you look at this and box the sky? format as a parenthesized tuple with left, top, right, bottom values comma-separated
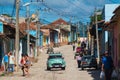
(0, 0, 120, 24)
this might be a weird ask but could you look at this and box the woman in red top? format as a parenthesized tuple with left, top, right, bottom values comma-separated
(20, 54, 26, 76)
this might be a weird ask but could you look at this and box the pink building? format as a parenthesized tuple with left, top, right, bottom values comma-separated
(108, 5, 120, 78)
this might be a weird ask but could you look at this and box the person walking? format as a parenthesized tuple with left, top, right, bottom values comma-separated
(2, 53, 9, 74)
(77, 41, 81, 47)
(20, 54, 26, 76)
(24, 54, 31, 76)
(8, 52, 15, 73)
(76, 54, 82, 68)
(72, 42, 76, 51)
(101, 51, 114, 80)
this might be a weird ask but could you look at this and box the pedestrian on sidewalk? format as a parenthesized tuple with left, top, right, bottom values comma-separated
(24, 54, 31, 76)
(77, 41, 81, 47)
(8, 52, 15, 73)
(72, 42, 76, 51)
(101, 51, 114, 80)
(76, 54, 82, 68)
(20, 54, 26, 76)
(2, 53, 9, 74)
(20, 54, 31, 76)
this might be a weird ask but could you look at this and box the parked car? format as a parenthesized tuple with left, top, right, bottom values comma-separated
(46, 52, 66, 70)
(81, 55, 98, 70)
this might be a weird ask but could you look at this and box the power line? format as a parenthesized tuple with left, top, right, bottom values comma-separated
(41, 2, 90, 23)
(66, 0, 91, 15)
(11, 0, 16, 16)
(41, 2, 71, 20)
(19, 0, 91, 23)
(18, 0, 91, 23)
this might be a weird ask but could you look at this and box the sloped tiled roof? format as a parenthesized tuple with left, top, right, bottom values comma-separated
(0, 19, 15, 29)
(0, 19, 25, 38)
(19, 22, 37, 30)
(40, 29, 50, 36)
(50, 18, 68, 26)
(19, 22, 37, 35)
(40, 18, 69, 30)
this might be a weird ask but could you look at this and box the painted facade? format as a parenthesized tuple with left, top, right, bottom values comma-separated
(49, 18, 72, 46)
(0, 21, 17, 66)
(109, 6, 120, 77)
(0, 17, 78, 70)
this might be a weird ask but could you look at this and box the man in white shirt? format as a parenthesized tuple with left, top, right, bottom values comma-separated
(8, 52, 15, 72)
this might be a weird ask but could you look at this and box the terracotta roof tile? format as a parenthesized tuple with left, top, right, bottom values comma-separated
(50, 18, 68, 26)
(19, 22, 37, 30)
(0, 19, 25, 37)
(40, 29, 50, 36)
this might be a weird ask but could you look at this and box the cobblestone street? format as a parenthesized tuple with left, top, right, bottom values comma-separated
(0, 45, 100, 80)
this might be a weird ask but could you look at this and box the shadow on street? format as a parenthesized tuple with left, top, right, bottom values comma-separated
(87, 68, 101, 80)
(45, 68, 65, 72)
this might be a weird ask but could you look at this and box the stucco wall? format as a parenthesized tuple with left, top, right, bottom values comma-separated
(113, 22, 119, 67)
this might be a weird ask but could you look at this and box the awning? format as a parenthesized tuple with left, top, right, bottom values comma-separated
(40, 29, 50, 36)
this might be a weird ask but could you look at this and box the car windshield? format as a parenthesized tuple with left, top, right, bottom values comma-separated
(49, 55, 62, 59)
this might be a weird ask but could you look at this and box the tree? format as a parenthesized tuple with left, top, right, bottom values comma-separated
(90, 10, 102, 24)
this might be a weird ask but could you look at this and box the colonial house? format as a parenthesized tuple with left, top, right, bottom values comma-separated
(19, 22, 37, 62)
(102, 4, 120, 53)
(40, 24, 57, 47)
(0, 19, 24, 67)
(108, 6, 120, 79)
(49, 18, 71, 46)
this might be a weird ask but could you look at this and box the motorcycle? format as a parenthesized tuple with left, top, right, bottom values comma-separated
(47, 47, 54, 54)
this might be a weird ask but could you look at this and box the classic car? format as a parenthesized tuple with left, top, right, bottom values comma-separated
(81, 55, 98, 70)
(47, 52, 66, 70)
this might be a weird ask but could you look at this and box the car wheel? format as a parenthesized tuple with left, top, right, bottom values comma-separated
(62, 67, 65, 70)
(47, 67, 51, 70)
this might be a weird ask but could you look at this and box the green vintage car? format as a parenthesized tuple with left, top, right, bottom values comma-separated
(47, 52, 66, 70)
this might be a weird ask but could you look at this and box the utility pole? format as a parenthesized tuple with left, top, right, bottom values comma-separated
(15, 0, 20, 71)
(82, 24, 85, 38)
(76, 22, 79, 42)
(23, 3, 30, 56)
(87, 22, 90, 50)
(35, 9, 40, 57)
(95, 9, 100, 64)
(27, 4, 30, 56)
